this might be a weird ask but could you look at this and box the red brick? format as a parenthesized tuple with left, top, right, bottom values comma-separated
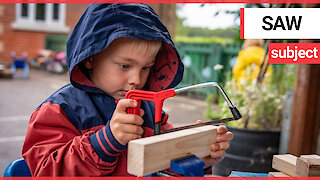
(0, 4, 87, 63)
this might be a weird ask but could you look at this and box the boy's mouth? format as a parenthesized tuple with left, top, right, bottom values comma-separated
(120, 90, 129, 96)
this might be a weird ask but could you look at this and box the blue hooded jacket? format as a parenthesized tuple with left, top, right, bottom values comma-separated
(22, 4, 184, 176)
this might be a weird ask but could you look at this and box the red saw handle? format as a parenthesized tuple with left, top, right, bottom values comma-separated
(125, 89, 176, 135)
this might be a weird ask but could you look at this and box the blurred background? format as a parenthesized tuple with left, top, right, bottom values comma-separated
(0, 3, 319, 176)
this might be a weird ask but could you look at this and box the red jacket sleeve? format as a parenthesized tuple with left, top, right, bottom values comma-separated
(22, 102, 124, 176)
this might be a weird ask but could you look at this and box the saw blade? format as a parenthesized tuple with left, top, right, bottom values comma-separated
(160, 117, 235, 134)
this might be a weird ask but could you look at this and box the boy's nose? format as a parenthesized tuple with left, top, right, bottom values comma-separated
(128, 71, 141, 86)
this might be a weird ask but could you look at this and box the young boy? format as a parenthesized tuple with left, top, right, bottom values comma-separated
(22, 4, 233, 176)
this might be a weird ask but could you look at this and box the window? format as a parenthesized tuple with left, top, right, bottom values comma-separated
(21, 4, 28, 17)
(53, 4, 59, 20)
(35, 4, 45, 21)
(12, 4, 69, 33)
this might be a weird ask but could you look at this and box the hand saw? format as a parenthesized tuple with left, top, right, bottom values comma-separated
(125, 82, 242, 135)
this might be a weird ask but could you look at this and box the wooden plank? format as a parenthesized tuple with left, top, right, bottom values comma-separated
(268, 172, 290, 177)
(127, 125, 217, 176)
(296, 154, 320, 177)
(272, 154, 299, 176)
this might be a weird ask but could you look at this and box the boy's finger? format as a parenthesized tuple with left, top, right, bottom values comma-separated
(116, 99, 138, 112)
(117, 113, 144, 126)
(195, 120, 203, 124)
(140, 109, 145, 117)
(216, 131, 234, 143)
(116, 132, 142, 145)
(126, 133, 142, 142)
(211, 142, 230, 151)
(121, 124, 144, 135)
(217, 125, 228, 134)
(210, 149, 226, 159)
(219, 142, 230, 150)
(211, 143, 220, 151)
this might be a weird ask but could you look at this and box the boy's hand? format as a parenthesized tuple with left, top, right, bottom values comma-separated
(110, 99, 144, 145)
(196, 120, 234, 167)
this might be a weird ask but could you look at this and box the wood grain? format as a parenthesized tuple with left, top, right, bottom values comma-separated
(272, 154, 299, 176)
(127, 125, 217, 176)
(268, 172, 290, 177)
(296, 154, 320, 177)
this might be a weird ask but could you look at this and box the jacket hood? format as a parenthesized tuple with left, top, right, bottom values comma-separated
(67, 4, 184, 94)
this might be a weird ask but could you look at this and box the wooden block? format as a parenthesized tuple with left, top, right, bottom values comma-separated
(268, 172, 290, 177)
(296, 154, 320, 177)
(272, 154, 299, 176)
(127, 125, 217, 176)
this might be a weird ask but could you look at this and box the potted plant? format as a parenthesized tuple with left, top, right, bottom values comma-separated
(206, 63, 296, 176)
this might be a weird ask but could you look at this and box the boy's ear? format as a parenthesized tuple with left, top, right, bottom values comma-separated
(84, 57, 93, 69)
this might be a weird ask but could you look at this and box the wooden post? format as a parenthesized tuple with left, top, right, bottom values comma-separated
(289, 3, 320, 155)
(149, 4, 176, 38)
(289, 64, 320, 156)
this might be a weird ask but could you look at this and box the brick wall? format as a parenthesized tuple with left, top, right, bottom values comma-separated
(0, 4, 45, 63)
(0, 4, 88, 64)
(0, 5, 3, 55)
(0, 4, 175, 64)
(66, 4, 89, 33)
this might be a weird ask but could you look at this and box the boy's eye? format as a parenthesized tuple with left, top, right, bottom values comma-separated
(118, 64, 130, 69)
(142, 66, 153, 70)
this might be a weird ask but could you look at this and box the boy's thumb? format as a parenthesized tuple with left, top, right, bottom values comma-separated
(196, 120, 203, 124)
(140, 109, 145, 117)
(116, 99, 138, 112)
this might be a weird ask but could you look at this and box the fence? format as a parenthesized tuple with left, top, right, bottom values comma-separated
(175, 42, 242, 95)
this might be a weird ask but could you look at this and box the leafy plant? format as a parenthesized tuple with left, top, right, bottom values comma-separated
(206, 64, 296, 130)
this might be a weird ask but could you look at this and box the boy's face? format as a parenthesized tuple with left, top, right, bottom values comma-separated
(86, 38, 160, 100)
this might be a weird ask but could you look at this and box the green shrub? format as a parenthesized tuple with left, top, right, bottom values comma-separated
(206, 64, 296, 130)
(174, 36, 233, 45)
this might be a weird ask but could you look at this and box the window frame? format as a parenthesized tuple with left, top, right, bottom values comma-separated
(12, 4, 69, 33)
